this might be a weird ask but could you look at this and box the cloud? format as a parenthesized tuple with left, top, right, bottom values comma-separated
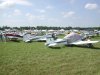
(26, 13, 46, 21)
(13, 9, 22, 16)
(14, 0, 32, 6)
(62, 11, 75, 18)
(46, 5, 54, 9)
(36, 5, 54, 13)
(85, 3, 98, 10)
(0, 0, 32, 9)
(47, 18, 59, 23)
(36, 9, 46, 13)
(1, 9, 22, 18)
(0, 1, 15, 9)
(64, 0, 76, 4)
(69, 0, 76, 4)
(26, 13, 35, 20)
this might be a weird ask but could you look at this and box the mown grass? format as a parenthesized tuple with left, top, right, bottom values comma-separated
(0, 36, 100, 75)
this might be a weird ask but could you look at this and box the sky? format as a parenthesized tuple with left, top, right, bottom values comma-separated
(0, 0, 100, 27)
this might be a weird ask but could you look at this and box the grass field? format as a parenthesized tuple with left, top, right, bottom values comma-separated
(0, 36, 100, 75)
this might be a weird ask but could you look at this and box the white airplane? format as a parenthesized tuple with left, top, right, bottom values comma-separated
(45, 32, 99, 48)
(23, 33, 52, 42)
(5, 33, 20, 41)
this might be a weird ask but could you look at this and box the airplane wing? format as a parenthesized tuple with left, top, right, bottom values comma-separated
(54, 39, 66, 43)
(46, 39, 67, 47)
(71, 40, 99, 45)
(36, 38, 46, 41)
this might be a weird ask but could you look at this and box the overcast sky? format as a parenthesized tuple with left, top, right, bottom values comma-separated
(0, 0, 100, 27)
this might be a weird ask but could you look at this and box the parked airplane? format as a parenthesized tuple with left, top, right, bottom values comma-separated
(6, 33, 19, 40)
(45, 32, 99, 48)
(23, 33, 52, 42)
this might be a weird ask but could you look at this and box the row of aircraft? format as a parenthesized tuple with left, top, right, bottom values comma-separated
(45, 32, 99, 48)
(0, 29, 100, 48)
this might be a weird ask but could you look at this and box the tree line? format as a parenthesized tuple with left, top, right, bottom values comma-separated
(0, 26, 100, 31)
